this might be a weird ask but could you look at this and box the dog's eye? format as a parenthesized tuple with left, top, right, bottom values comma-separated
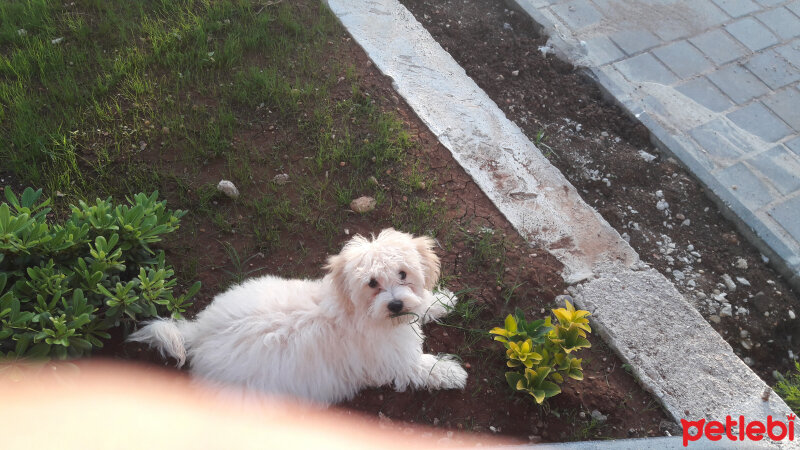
(399, 271, 407, 280)
(368, 278, 378, 288)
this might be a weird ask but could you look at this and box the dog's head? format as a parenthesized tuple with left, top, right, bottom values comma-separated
(324, 228, 441, 322)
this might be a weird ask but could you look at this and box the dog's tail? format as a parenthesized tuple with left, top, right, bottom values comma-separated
(128, 319, 189, 367)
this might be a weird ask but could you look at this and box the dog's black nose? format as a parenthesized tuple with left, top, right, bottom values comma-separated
(387, 300, 404, 314)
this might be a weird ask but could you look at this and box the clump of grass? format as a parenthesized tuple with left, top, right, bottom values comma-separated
(775, 362, 800, 413)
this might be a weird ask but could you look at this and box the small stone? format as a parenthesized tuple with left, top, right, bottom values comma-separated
(721, 274, 736, 291)
(735, 258, 748, 270)
(744, 357, 754, 366)
(591, 410, 608, 423)
(709, 315, 721, 324)
(790, 310, 797, 320)
(161, 126, 170, 134)
(511, 70, 520, 77)
(656, 199, 669, 211)
(720, 304, 733, 317)
(676, 213, 685, 220)
(638, 150, 657, 162)
(216, 180, 239, 199)
(17, 29, 27, 36)
(272, 173, 290, 185)
(672, 270, 685, 281)
(579, 411, 586, 419)
(368, 176, 378, 185)
(350, 196, 376, 213)
(465, 362, 471, 369)
(681, 219, 691, 227)
(736, 306, 748, 316)
(736, 277, 750, 286)
(741, 340, 753, 350)
(51, 37, 64, 44)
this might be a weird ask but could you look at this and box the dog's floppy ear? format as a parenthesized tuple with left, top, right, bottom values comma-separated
(414, 235, 440, 291)
(324, 234, 369, 309)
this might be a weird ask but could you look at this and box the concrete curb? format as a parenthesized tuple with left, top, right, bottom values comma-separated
(324, 0, 799, 447)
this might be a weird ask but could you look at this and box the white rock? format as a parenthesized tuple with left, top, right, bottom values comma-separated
(681, 219, 691, 227)
(790, 310, 796, 320)
(656, 199, 669, 211)
(735, 258, 748, 270)
(350, 196, 376, 213)
(736, 306, 748, 316)
(721, 274, 736, 291)
(709, 315, 721, 324)
(655, 190, 664, 198)
(720, 304, 733, 317)
(51, 37, 64, 44)
(216, 180, 240, 199)
(638, 150, 657, 162)
(17, 29, 27, 36)
(272, 173, 290, 185)
(672, 270, 685, 281)
(736, 277, 750, 287)
(511, 70, 520, 77)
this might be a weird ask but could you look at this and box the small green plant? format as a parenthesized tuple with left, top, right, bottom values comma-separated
(489, 296, 591, 404)
(774, 362, 800, 414)
(0, 187, 200, 360)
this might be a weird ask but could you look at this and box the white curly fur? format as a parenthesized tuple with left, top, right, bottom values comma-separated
(128, 228, 467, 404)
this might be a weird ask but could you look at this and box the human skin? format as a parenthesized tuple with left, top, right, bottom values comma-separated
(0, 361, 500, 449)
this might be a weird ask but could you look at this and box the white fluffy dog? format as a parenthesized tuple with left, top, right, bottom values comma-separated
(128, 228, 468, 404)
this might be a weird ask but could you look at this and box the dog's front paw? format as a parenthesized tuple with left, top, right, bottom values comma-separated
(422, 288, 459, 323)
(415, 354, 467, 390)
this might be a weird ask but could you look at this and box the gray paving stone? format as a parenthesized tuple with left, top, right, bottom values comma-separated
(613, 53, 679, 84)
(756, 7, 800, 40)
(755, 0, 788, 6)
(763, 87, 800, 131)
(716, 162, 776, 209)
(712, 0, 761, 18)
(788, 0, 800, 16)
(676, 77, 735, 112)
(653, 41, 713, 78)
(787, 136, 800, 156)
(689, 118, 749, 169)
(745, 49, 800, 89)
(727, 101, 794, 142)
(585, 36, 626, 66)
(725, 17, 781, 52)
(707, 64, 771, 103)
(610, 29, 663, 55)
(776, 42, 800, 68)
(769, 195, 800, 238)
(690, 29, 749, 65)
(748, 145, 800, 195)
(550, 0, 605, 31)
(687, 0, 735, 27)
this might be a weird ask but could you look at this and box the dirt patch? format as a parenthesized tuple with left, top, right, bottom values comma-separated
(89, 2, 673, 443)
(396, 0, 800, 384)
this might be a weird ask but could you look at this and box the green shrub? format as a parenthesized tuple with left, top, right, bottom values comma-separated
(775, 362, 800, 414)
(489, 296, 591, 404)
(0, 187, 199, 360)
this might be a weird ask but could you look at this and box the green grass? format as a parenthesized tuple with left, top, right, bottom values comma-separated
(0, 0, 438, 251)
(775, 362, 800, 414)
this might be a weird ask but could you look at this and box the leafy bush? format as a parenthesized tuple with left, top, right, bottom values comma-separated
(489, 296, 591, 404)
(774, 362, 800, 414)
(0, 187, 199, 360)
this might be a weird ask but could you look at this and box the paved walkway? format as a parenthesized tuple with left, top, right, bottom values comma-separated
(513, 0, 800, 291)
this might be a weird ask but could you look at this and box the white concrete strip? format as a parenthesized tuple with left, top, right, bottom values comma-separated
(325, 0, 798, 445)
